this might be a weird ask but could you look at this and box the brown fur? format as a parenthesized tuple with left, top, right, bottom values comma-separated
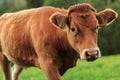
(0, 3, 117, 80)
(68, 3, 96, 16)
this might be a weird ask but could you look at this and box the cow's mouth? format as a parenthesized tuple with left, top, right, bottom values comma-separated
(86, 57, 97, 61)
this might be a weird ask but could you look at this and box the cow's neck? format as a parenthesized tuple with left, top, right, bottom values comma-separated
(55, 30, 79, 69)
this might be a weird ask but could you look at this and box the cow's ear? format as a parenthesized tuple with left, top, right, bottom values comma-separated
(50, 12, 68, 29)
(96, 9, 118, 27)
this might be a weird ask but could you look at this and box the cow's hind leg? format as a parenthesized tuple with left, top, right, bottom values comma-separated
(0, 54, 11, 80)
(11, 64, 23, 80)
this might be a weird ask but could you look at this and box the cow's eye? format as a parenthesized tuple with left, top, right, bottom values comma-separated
(96, 26, 99, 33)
(70, 26, 78, 35)
(71, 27, 75, 32)
(96, 26, 101, 30)
(96, 26, 99, 29)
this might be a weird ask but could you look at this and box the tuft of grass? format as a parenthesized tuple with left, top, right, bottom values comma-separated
(0, 55, 120, 80)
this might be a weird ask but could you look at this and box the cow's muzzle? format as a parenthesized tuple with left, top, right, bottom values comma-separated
(82, 48, 101, 61)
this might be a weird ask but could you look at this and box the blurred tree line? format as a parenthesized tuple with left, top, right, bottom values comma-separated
(0, 0, 120, 56)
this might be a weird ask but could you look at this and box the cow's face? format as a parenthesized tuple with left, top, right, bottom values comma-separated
(50, 3, 118, 61)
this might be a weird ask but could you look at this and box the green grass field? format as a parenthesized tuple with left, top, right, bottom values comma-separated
(0, 55, 120, 80)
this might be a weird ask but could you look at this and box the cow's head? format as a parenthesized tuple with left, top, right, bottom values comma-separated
(50, 3, 118, 61)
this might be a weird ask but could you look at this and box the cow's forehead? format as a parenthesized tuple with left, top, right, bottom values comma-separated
(68, 3, 96, 17)
(67, 3, 98, 29)
(68, 12, 98, 30)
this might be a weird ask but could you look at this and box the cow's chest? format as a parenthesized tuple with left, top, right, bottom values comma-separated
(56, 50, 79, 75)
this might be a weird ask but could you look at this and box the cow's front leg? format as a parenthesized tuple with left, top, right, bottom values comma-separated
(11, 64, 23, 80)
(0, 54, 11, 80)
(39, 54, 61, 80)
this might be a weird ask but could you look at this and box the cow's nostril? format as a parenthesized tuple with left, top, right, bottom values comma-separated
(85, 51, 90, 57)
(95, 50, 99, 58)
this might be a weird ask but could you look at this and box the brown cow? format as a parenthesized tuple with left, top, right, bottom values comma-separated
(0, 3, 118, 80)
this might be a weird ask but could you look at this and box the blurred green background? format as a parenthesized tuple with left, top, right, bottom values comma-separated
(1, 0, 119, 56)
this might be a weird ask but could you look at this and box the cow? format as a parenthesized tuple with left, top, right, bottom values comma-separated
(0, 3, 118, 80)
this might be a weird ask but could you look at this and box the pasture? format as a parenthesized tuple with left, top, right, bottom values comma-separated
(0, 55, 120, 80)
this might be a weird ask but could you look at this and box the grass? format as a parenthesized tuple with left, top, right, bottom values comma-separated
(0, 55, 120, 80)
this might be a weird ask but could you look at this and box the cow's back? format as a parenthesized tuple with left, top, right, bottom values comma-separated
(0, 7, 68, 67)
(0, 8, 38, 66)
